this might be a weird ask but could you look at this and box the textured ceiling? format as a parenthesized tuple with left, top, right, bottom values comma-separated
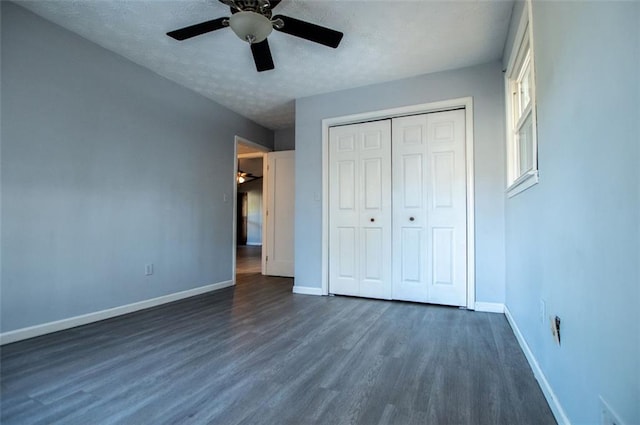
(237, 141, 267, 155)
(17, 0, 514, 130)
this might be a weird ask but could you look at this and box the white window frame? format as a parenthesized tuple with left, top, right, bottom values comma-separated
(505, 0, 539, 197)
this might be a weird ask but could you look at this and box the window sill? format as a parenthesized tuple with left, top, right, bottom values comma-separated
(506, 170, 539, 198)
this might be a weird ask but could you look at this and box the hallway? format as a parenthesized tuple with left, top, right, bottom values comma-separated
(236, 245, 262, 275)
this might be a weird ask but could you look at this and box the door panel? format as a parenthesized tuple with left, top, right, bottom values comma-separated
(363, 227, 383, 280)
(401, 227, 422, 283)
(392, 110, 467, 306)
(392, 114, 430, 302)
(363, 158, 382, 210)
(432, 152, 454, 208)
(338, 227, 357, 278)
(329, 126, 360, 296)
(402, 154, 424, 208)
(337, 134, 356, 152)
(338, 161, 356, 210)
(426, 110, 467, 306)
(329, 120, 392, 299)
(264, 151, 295, 277)
(432, 227, 454, 285)
(363, 130, 382, 150)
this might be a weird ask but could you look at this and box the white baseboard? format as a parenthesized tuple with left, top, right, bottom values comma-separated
(504, 306, 571, 425)
(474, 302, 505, 313)
(292, 285, 323, 296)
(245, 242, 262, 246)
(0, 280, 234, 346)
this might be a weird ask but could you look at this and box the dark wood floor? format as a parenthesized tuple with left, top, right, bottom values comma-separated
(1, 255, 555, 424)
(236, 245, 262, 275)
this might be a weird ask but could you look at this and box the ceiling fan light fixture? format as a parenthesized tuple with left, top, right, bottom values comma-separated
(167, 1, 344, 72)
(229, 11, 273, 44)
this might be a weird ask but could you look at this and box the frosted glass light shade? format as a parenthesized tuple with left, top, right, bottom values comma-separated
(229, 11, 273, 44)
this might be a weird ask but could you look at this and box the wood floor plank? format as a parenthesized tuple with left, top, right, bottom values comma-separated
(0, 249, 556, 424)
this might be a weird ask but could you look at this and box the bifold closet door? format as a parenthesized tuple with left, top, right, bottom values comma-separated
(329, 120, 392, 299)
(392, 110, 467, 306)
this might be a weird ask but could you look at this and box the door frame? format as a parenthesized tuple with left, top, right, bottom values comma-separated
(232, 136, 270, 285)
(321, 97, 477, 310)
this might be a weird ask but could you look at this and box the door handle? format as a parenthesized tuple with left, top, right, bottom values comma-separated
(370, 218, 375, 222)
(409, 217, 415, 222)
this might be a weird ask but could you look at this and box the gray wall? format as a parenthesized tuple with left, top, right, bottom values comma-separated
(295, 61, 506, 303)
(274, 127, 295, 151)
(0, 2, 273, 333)
(503, 2, 639, 424)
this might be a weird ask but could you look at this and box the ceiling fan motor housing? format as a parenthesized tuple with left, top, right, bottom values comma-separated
(224, 0, 275, 17)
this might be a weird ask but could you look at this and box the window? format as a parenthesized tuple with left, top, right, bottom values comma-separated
(505, 4, 538, 197)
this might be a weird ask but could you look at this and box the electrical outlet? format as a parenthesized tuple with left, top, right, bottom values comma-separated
(145, 264, 154, 276)
(599, 396, 625, 425)
(540, 299, 546, 323)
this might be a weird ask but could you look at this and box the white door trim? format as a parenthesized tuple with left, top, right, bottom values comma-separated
(321, 97, 476, 310)
(232, 136, 270, 285)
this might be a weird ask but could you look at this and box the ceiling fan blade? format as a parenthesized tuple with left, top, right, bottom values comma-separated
(273, 15, 343, 48)
(167, 18, 228, 41)
(250, 39, 275, 72)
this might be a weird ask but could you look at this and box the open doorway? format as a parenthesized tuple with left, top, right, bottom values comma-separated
(233, 137, 270, 281)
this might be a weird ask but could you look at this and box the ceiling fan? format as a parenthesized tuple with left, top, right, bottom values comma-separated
(237, 170, 261, 184)
(167, 0, 344, 72)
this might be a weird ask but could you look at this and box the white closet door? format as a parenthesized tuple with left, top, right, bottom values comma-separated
(392, 114, 430, 302)
(329, 120, 392, 300)
(392, 110, 467, 306)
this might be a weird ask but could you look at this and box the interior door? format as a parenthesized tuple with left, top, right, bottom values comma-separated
(392, 110, 467, 306)
(329, 120, 392, 299)
(264, 151, 295, 277)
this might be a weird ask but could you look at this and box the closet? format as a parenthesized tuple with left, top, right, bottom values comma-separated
(328, 109, 467, 307)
